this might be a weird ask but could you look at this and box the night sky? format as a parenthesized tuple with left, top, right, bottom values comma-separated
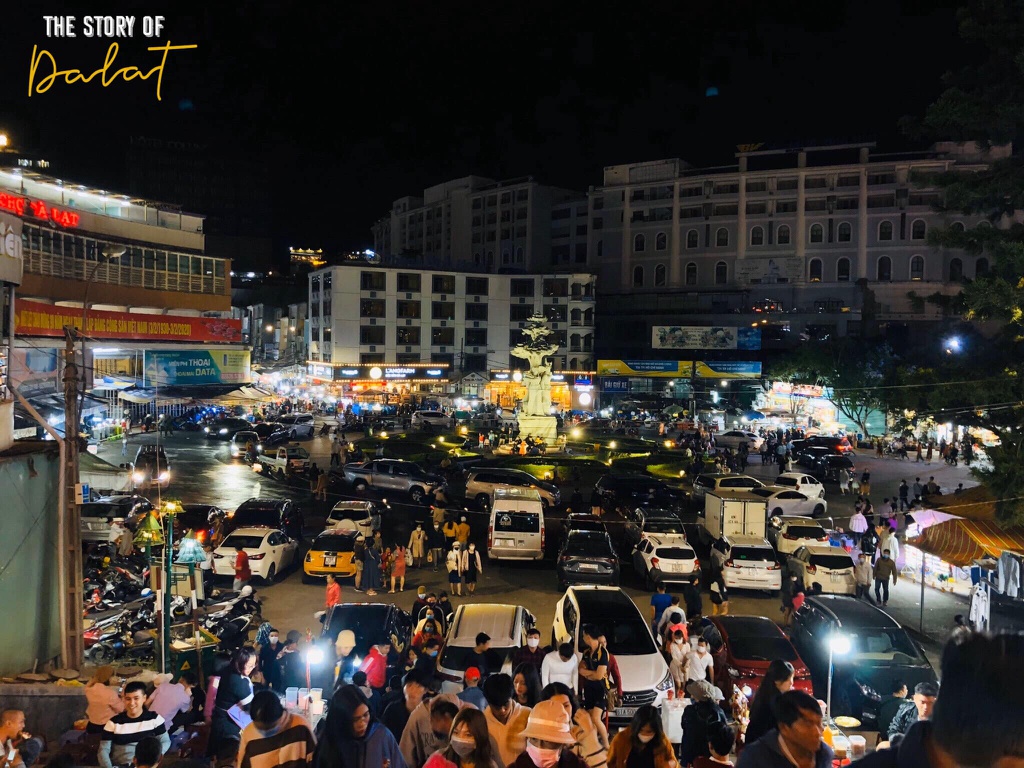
(0, 0, 970, 255)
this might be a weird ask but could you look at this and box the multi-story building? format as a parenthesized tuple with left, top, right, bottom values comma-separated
(307, 263, 596, 408)
(372, 176, 584, 272)
(589, 141, 1002, 360)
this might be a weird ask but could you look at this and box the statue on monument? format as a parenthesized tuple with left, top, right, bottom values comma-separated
(511, 315, 560, 418)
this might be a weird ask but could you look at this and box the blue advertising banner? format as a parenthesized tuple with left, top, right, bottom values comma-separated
(736, 328, 762, 350)
(695, 361, 762, 379)
(145, 350, 251, 386)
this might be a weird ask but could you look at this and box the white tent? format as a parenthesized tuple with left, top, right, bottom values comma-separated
(213, 386, 280, 404)
(80, 451, 133, 496)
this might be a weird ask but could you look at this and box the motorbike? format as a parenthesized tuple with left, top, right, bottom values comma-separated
(86, 617, 156, 664)
(201, 612, 257, 653)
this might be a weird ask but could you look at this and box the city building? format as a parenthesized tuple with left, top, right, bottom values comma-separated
(307, 263, 596, 410)
(372, 175, 585, 272)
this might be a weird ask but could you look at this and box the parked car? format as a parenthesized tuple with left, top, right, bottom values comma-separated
(691, 473, 765, 502)
(796, 446, 833, 468)
(212, 527, 298, 583)
(809, 454, 857, 483)
(556, 528, 620, 587)
(253, 422, 292, 447)
(714, 430, 765, 451)
(790, 595, 937, 721)
(709, 535, 782, 592)
(226, 498, 303, 538)
(131, 445, 170, 490)
(488, 487, 546, 561)
(464, 468, 560, 509)
(303, 529, 359, 582)
(80, 495, 155, 542)
(592, 474, 684, 508)
(203, 418, 253, 440)
(786, 545, 857, 595)
(172, 504, 226, 544)
(747, 487, 828, 518)
(632, 533, 700, 589)
(275, 413, 316, 438)
(436, 603, 536, 692)
(411, 410, 454, 430)
(807, 435, 855, 454)
(767, 516, 830, 556)
(343, 459, 444, 503)
(621, 507, 685, 555)
(551, 586, 673, 722)
(319, 602, 414, 666)
(709, 616, 814, 698)
(257, 445, 311, 479)
(325, 500, 386, 539)
(772, 473, 826, 499)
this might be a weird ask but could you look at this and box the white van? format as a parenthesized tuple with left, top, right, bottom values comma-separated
(487, 486, 545, 561)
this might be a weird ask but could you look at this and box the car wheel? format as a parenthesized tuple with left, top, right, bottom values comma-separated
(812, 504, 825, 518)
(354, 480, 368, 492)
(265, 563, 277, 583)
(301, 572, 315, 585)
(475, 494, 491, 511)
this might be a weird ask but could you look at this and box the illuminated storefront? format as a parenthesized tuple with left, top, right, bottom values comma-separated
(306, 361, 450, 404)
(486, 370, 596, 412)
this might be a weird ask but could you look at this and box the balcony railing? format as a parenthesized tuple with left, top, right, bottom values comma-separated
(25, 250, 226, 296)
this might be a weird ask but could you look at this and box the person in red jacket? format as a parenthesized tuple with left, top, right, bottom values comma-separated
(233, 544, 251, 590)
(359, 639, 391, 690)
(325, 574, 342, 608)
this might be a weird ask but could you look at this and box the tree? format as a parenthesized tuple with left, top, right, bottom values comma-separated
(899, 0, 1024, 524)
(765, 339, 894, 438)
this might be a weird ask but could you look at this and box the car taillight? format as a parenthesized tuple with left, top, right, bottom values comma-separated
(768, 562, 781, 570)
(817, 535, 829, 541)
(783, 533, 797, 540)
(807, 565, 817, 574)
(541, 524, 545, 550)
(724, 559, 734, 568)
(651, 557, 660, 568)
(249, 553, 265, 560)
(488, 524, 493, 551)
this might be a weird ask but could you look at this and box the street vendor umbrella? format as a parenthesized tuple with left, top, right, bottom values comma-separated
(744, 410, 766, 420)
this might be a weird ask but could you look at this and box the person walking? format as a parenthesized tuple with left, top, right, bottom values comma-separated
(447, 543, 464, 597)
(442, 518, 458, 551)
(455, 516, 471, 547)
(915, 442, 924, 462)
(854, 552, 872, 600)
(744, 659, 795, 746)
(390, 544, 407, 593)
(838, 467, 850, 495)
(860, 469, 872, 496)
(428, 522, 445, 573)
(709, 577, 729, 616)
(781, 574, 800, 627)
(330, 436, 342, 467)
(233, 544, 251, 591)
(309, 463, 321, 493)
(364, 542, 382, 597)
(898, 480, 911, 511)
(409, 524, 427, 569)
(926, 441, 934, 462)
(873, 548, 898, 606)
(121, 431, 129, 457)
(460, 543, 483, 596)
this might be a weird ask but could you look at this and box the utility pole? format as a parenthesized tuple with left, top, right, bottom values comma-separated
(62, 326, 84, 668)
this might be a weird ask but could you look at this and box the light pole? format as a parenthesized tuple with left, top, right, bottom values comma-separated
(80, 245, 126, 425)
(826, 633, 851, 721)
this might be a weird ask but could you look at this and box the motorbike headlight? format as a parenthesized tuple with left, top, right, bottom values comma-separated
(655, 671, 673, 692)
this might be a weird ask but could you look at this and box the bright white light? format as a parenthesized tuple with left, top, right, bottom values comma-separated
(946, 336, 961, 351)
(306, 647, 325, 664)
(512, 371, 523, 383)
(578, 392, 592, 406)
(721, 380, 729, 387)
(829, 635, 851, 655)
(608, 441, 617, 449)
(369, 367, 383, 380)
(711, 391, 720, 403)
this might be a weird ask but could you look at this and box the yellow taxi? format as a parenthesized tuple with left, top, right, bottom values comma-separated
(303, 529, 359, 582)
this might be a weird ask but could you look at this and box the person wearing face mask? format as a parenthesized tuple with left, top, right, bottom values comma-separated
(448, 543, 464, 596)
(415, 639, 444, 684)
(607, 705, 676, 768)
(429, 523, 446, 573)
(413, 589, 432, 623)
(666, 629, 689, 695)
(410, 524, 428, 569)
(423, 708, 499, 768)
(684, 639, 714, 684)
(313, 685, 406, 768)
(237, 690, 315, 768)
(873, 548, 898, 606)
(413, 621, 445, 654)
(400, 694, 463, 768)
(513, 699, 586, 768)
(854, 552, 873, 600)
(460, 543, 484, 596)
(258, 628, 284, 692)
(539, 683, 606, 768)
(512, 629, 547, 674)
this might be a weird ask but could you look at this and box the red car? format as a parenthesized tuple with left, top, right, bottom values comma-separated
(709, 616, 814, 697)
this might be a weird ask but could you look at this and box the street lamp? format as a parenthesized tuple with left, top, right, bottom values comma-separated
(826, 633, 851, 720)
(81, 245, 126, 426)
(944, 336, 962, 355)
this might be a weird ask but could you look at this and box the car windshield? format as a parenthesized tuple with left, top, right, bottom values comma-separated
(440, 645, 515, 671)
(223, 534, 265, 549)
(731, 547, 775, 562)
(314, 535, 355, 552)
(233, 508, 280, 527)
(846, 628, 924, 663)
(728, 635, 799, 662)
(495, 513, 540, 533)
(787, 526, 826, 539)
(322, 604, 390, 650)
(656, 546, 695, 560)
(811, 554, 853, 569)
(722, 478, 762, 488)
(81, 504, 119, 518)
(645, 520, 683, 534)
(579, 617, 656, 655)
(564, 534, 613, 557)
(774, 478, 796, 486)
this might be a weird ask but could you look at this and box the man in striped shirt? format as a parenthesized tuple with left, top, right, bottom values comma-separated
(99, 682, 170, 768)
(237, 691, 315, 768)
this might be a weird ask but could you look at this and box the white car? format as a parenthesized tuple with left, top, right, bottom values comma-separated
(436, 603, 536, 693)
(714, 430, 765, 451)
(691, 473, 766, 501)
(411, 411, 453, 430)
(325, 500, 384, 539)
(709, 535, 782, 592)
(786, 545, 857, 595)
(212, 527, 298, 583)
(552, 586, 672, 722)
(773, 473, 826, 499)
(632, 534, 700, 589)
(767, 516, 830, 556)
(747, 487, 828, 518)
(275, 413, 316, 438)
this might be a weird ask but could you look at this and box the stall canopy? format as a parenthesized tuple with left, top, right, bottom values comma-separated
(80, 451, 133, 495)
(212, 386, 279, 404)
(910, 486, 1024, 567)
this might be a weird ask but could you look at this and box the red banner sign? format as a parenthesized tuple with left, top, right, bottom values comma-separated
(0, 192, 81, 228)
(15, 300, 243, 342)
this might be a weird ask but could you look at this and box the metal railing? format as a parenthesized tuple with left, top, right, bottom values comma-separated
(24, 250, 226, 296)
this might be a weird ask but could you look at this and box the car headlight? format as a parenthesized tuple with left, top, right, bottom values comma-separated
(856, 681, 881, 701)
(158, 471, 170, 481)
(132, 472, 145, 484)
(655, 671, 673, 692)
(204, 426, 210, 433)
(219, 428, 229, 435)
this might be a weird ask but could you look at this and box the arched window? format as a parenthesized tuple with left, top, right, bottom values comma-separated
(750, 226, 764, 246)
(515, 246, 524, 262)
(655, 232, 667, 251)
(473, 252, 481, 264)
(910, 255, 924, 281)
(877, 256, 892, 281)
(686, 230, 699, 248)
(949, 258, 963, 281)
(715, 261, 728, 285)
(716, 228, 729, 247)
(777, 225, 791, 245)
(837, 257, 851, 282)
(685, 262, 697, 286)
(502, 250, 510, 264)
(486, 251, 494, 265)
(569, 357, 579, 370)
(951, 222, 966, 233)
(632, 265, 644, 287)
(912, 219, 927, 240)
(809, 223, 823, 243)
(837, 222, 852, 242)
(654, 264, 667, 286)
(634, 233, 646, 252)
(570, 308, 582, 326)
(879, 220, 893, 241)
(596, 240, 603, 258)
(808, 258, 823, 282)
(976, 257, 989, 276)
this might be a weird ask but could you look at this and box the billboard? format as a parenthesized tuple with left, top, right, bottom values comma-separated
(652, 325, 761, 351)
(145, 350, 251, 386)
(15, 300, 243, 343)
(695, 361, 762, 379)
(734, 256, 804, 285)
(597, 360, 692, 377)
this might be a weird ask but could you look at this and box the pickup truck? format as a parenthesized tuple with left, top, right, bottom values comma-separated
(257, 444, 311, 479)
(342, 459, 444, 502)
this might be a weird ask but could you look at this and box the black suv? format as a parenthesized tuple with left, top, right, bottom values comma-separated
(789, 595, 937, 722)
(227, 498, 304, 540)
(132, 445, 170, 490)
(593, 474, 683, 509)
(314, 602, 414, 688)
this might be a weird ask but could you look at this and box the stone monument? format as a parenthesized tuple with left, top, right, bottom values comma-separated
(511, 314, 560, 444)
